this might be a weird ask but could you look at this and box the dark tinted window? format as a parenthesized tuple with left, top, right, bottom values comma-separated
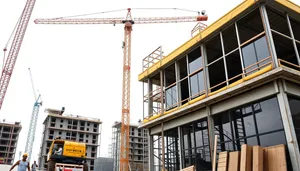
(290, 18, 300, 41)
(273, 33, 298, 66)
(208, 59, 226, 91)
(297, 43, 300, 58)
(206, 34, 223, 63)
(166, 86, 177, 109)
(288, 96, 300, 152)
(254, 98, 283, 134)
(226, 50, 243, 83)
(179, 57, 188, 79)
(222, 25, 238, 54)
(255, 37, 270, 62)
(259, 131, 286, 147)
(242, 43, 257, 70)
(213, 97, 286, 152)
(188, 47, 202, 73)
(238, 8, 264, 44)
(267, 7, 291, 36)
(241, 106, 256, 136)
(242, 36, 270, 74)
(190, 71, 205, 97)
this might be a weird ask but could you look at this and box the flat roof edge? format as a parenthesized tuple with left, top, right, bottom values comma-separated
(47, 113, 102, 123)
(275, 0, 300, 14)
(138, 0, 258, 81)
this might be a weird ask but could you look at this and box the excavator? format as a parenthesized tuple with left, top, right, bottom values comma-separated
(47, 137, 88, 171)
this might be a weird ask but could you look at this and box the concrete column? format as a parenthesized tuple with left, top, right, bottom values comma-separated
(175, 61, 182, 105)
(160, 71, 164, 114)
(260, 4, 279, 68)
(148, 134, 154, 171)
(178, 126, 183, 170)
(201, 44, 210, 94)
(0, 125, 3, 142)
(161, 123, 165, 171)
(148, 79, 153, 116)
(186, 55, 192, 101)
(276, 79, 300, 171)
(206, 106, 215, 163)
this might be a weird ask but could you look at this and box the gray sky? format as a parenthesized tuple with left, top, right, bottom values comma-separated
(1, 0, 299, 163)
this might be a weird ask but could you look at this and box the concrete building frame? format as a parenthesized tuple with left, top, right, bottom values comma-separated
(139, 1, 300, 171)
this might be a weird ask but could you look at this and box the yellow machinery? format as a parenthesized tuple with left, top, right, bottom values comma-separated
(47, 138, 88, 171)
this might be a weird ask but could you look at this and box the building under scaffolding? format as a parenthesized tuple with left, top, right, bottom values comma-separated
(139, 0, 300, 170)
(111, 121, 149, 171)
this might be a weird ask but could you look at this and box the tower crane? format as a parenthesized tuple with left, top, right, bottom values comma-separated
(25, 68, 42, 161)
(0, 0, 37, 111)
(34, 9, 207, 171)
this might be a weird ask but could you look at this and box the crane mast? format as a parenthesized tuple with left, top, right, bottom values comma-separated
(25, 94, 42, 161)
(120, 9, 133, 171)
(0, 0, 36, 111)
(34, 9, 207, 171)
(25, 68, 42, 161)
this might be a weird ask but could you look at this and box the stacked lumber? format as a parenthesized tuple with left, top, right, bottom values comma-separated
(216, 144, 287, 171)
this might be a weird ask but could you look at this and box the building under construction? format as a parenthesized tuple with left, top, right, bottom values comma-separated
(38, 108, 102, 171)
(0, 120, 21, 165)
(139, 0, 300, 170)
(111, 121, 148, 171)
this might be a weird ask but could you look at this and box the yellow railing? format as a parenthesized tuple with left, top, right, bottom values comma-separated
(278, 59, 300, 71)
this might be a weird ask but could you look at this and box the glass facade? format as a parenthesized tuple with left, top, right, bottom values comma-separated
(181, 119, 211, 170)
(288, 96, 300, 152)
(150, 96, 292, 170)
(266, 6, 300, 69)
(154, 7, 275, 112)
(214, 97, 286, 152)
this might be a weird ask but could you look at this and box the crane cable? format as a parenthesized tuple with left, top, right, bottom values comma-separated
(51, 8, 202, 20)
(131, 8, 201, 14)
(52, 8, 128, 19)
(2, 14, 22, 70)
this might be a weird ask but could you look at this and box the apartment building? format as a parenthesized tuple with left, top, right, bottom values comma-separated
(111, 121, 148, 171)
(38, 108, 102, 171)
(139, 0, 300, 170)
(0, 120, 21, 165)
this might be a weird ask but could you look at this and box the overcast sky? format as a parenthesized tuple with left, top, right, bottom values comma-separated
(0, 0, 299, 163)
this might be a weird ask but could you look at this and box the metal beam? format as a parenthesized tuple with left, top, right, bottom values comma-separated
(220, 32, 229, 86)
(276, 79, 300, 171)
(286, 14, 300, 65)
(235, 22, 246, 76)
(260, 4, 279, 67)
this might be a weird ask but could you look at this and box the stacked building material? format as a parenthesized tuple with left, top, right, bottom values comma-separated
(216, 144, 287, 171)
